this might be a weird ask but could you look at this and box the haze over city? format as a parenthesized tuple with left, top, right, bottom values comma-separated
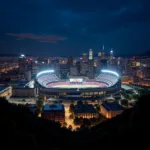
(0, 0, 150, 56)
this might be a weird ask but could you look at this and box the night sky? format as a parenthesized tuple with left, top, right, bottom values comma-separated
(0, 0, 150, 56)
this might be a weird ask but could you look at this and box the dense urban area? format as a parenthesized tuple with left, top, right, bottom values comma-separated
(0, 48, 150, 149)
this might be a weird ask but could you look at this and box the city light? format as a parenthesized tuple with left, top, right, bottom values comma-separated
(21, 54, 25, 57)
(101, 70, 119, 77)
(36, 70, 54, 77)
(20, 54, 26, 58)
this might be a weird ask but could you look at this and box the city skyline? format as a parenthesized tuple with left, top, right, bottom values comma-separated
(0, 0, 150, 56)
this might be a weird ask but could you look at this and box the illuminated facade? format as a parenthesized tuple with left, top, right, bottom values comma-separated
(100, 102, 124, 119)
(110, 49, 113, 60)
(18, 54, 26, 74)
(98, 52, 101, 57)
(36, 69, 121, 100)
(12, 87, 36, 97)
(0, 86, 12, 98)
(101, 45, 105, 59)
(73, 104, 99, 118)
(89, 49, 93, 60)
(42, 104, 65, 124)
(88, 59, 94, 78)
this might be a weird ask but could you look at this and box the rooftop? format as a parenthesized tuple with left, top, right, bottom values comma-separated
(74, 104, 97, 113)
(0, 86, 9, 92)
(121, 85, 133, 90)
(101, 102, 124, 111)
(43, 104, 64, 111)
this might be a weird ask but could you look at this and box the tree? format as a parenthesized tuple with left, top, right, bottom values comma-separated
(82, 118, 91, 127)
(77, 100, 83, 105)
(36, 96, 44, 117)
(121, 99, 128, 108)
(74, 117, 82, 125)
(69, 114, 74, 119)
(124, 94, 130, 100)
(63, 122, 67, 128)
(59, 100, 63, 103)
(22, 99, 26, 102)
(69, 104, 75, 113)
(36, 96, 44, 109)
(131, 94, 139, 100)
(84, 101, 88, 104)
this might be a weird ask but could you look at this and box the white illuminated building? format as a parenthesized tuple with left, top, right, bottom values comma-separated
(110, 49, 113, 58)
(89, 49, 93, 60)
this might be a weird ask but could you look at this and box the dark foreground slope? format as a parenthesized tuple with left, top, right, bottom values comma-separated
(0, 95, 150, 149)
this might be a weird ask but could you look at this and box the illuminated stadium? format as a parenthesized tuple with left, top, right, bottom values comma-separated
(36, 69, 121, 99)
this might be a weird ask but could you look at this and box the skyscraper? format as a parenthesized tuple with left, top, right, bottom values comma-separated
(82, 53, 87, 62)
(18, 54, 26, 74)
(88, 49, 94, 78)
(101, 45, 105, 59)
(88, 60, 94, 78)
(89, 49, 93, 60)
(110, 49, 113, 59)
(67, 56, 73, 66)
(98, 52, 101, 57)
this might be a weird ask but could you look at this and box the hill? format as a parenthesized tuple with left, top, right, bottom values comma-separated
(1, 94, 150, 149)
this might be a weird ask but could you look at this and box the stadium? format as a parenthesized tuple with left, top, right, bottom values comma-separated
(36, 69, 121, 99)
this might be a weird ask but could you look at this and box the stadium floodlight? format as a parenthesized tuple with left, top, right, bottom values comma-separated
(20, 54, 26, 58)
(36, 70, 54, 78)
(101, 70, 119, 77)
(21, 54, 25, 57)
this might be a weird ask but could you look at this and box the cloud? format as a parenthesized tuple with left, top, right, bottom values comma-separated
(1, 0, 150, 37)
(6, 33, 67, 43)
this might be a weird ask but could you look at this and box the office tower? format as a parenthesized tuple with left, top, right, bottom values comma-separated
(98, 52, 102, 57)
(110, 49, 113, 59)
(89, 49, 93, 60)
(88, 59, 94, 78)
(101, 45, 105, 59)
(82, 53, 87, 62)
(67, 56, 73, 66)
(76, 61, 81, 75)
(81, 61, 89, 75)
(18, 54, 26, 74)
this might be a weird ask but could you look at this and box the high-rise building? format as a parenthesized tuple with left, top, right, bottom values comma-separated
(89, 49, 93, 60)
(88, 49, 94, 78)
(59, 64, 69, 79)
(100, 59, 108, 70)
(76, 61, 81, 75)
(101, 45, 105, 59)
(67, 56, 73, 66)
(82, 53, 87, 62)
(18, 54, 26, 74)
(110, 49, 113, 59)
(70, 66, 78, 76)
(81, 61, 89, 75)
(88, 60, 94, 78)
(98, 52, 101, 57)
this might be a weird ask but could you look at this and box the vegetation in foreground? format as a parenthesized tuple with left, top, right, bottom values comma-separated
(0, 94, 150, 149)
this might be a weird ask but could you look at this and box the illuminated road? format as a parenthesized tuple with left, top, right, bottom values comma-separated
(65, 106, 80, 130)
